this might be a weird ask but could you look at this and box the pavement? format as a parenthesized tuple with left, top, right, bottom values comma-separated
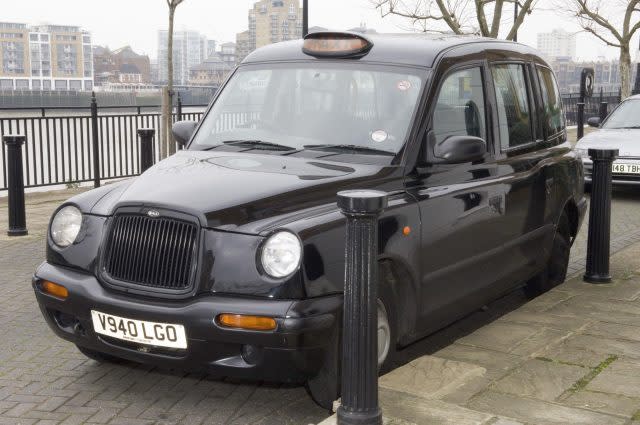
(1, 185, 640, 425)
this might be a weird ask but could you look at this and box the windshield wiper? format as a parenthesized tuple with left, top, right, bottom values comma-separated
(304, 144, 396, 156)
(221, 140, 296, 151)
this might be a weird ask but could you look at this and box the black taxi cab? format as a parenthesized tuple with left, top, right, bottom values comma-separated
(33, 31, 586, 409)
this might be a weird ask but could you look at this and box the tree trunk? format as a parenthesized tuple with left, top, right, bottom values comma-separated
(620, 46, 632, 100)
(161, 86, 170, 160)
(165, 6, 176, 157)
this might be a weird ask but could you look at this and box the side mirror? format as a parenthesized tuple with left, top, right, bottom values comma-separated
(587, 117, 601, 128)
(433, 135, 486, 164)
(172, 120, 198, 147)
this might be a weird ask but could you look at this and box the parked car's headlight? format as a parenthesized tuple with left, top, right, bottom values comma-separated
(260, 231, 302, 278)
(50, 205, 82, 247)
(575, 148, 589, 158)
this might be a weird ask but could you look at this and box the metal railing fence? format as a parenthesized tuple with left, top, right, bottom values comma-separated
(0, 97, 206, 191)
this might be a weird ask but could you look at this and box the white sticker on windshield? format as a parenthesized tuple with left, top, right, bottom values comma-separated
(371, 130, 388, 143)
(397, 80, 412, 91)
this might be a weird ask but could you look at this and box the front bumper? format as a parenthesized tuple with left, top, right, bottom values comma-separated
(33, 262, 341, 383)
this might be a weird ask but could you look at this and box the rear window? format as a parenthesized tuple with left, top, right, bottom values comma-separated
(537, 66, 565, 137)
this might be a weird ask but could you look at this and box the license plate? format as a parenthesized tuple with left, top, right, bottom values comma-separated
(91, 310, 187, 349)
(612, 163, 640, 174)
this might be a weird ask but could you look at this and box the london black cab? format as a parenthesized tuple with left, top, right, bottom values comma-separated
(33, 31, 587, 408)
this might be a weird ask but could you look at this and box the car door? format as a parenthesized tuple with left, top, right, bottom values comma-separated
(487, 61, 557, 292)
(405, 62, 511, 335)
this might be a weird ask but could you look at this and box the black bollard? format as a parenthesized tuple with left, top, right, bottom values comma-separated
(577, 102, 585, 140)
(584, 148, 618, 284)
(176, 93, 183, 122)
(599, 101, 608, 123)
(137, 128, 155, 173)
(336, 189, 388, 425)
(3, 135, 28, 236)
(90, 92, 101, 188)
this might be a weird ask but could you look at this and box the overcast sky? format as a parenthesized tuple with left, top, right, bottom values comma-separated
(3, 0, 639, 61)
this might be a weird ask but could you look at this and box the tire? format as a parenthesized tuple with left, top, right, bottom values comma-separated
(305, 294, 396, 411)
(524, 213, 571, 298)
(76, 345, 123, 363)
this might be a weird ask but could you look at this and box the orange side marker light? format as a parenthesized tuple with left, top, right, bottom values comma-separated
(403, 226, 411, 236)
(217, 314, 277, 331)
(41, 280, 69, 299)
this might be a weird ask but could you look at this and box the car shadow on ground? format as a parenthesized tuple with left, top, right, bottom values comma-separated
(392, 287, 530, 369)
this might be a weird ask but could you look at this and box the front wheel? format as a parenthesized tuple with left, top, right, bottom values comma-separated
(305, 297, 396, 410)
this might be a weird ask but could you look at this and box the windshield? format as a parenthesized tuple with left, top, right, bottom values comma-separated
(603, 99, 640, 129)
(190, 63, 426, 157)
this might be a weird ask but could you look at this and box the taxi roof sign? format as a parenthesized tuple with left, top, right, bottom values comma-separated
(302, 32, 373, 58)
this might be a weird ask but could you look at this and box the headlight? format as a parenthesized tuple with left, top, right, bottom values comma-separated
(260, 231, 302, 278)
(50, 205, 83, 247)
(575, 148, 589, 158)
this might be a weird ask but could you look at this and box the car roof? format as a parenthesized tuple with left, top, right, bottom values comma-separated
(626, 94, 640, 101)
(243, 33, 544, 68)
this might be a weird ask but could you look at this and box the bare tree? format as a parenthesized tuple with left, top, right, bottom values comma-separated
(373, 0, 538, 40)
(162, 0, 186, 158)
(566, 0, 640, 99)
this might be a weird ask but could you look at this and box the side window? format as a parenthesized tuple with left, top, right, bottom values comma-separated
(491, 64, 533, 149)
(432, 67, 486, 145)
(537, 66, 565, 137)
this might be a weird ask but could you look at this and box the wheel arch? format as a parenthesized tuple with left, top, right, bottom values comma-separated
(378, 257, 418, 348)
(562, 198, 580, 242)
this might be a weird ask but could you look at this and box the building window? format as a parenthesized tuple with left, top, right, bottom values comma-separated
(82, 35, 91, 44)
(69, 80, 82, 90)
(32, 79, 41, 89)
(16, 79, 29, 89)
(55, 35, 77, 41)
(85, 80, 92, 90)
(29, 34, 38, 41)
(43, 80, 51, 89)
(54, 80, 67, 90)
(0, 79, 13, 89)
(40, 34, 49, 41)
(0, 32, 23, 38)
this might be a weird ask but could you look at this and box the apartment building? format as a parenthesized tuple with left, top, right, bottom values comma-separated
(157, 29, 207, 85)
(537, 29, 577, 60)
(236, 0, 302, 64)
(0, 22, 93, 91)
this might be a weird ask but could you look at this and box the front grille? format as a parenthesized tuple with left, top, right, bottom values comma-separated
(104, 213, 198, 292)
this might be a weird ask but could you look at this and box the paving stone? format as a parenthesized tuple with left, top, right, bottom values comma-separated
(587, 359, 640, 398)
(456, 322, 539, 354)
(582, 321, 640, 342)
(379, 356, 486, 400)
(467, 390, 626, 425)
(492, 359, 587, 402)
(496, 310, 591, 332)
(517, 290, 574, 313)
(379, 388, 494, 425)
(509, 328, 573, 357)
(434, 344, 523, 380)
(564, 390, 640, 418)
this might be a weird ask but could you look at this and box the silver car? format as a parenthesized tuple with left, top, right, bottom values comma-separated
(575, 94, 640, 187)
